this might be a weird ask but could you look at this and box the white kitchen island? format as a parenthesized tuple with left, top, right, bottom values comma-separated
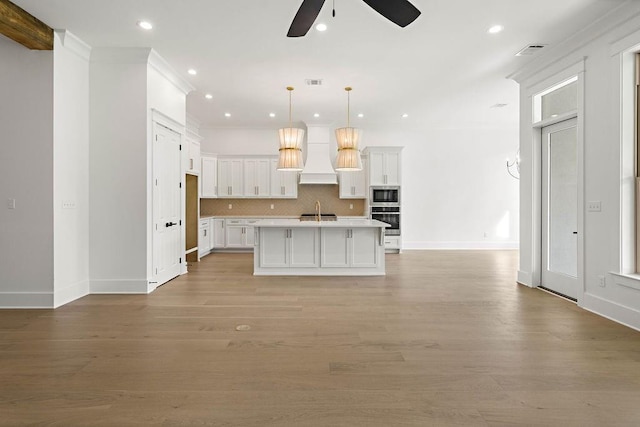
(253, 219, 388, 276)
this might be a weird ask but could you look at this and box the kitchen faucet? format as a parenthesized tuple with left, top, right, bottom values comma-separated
(315, 200, 321, 222)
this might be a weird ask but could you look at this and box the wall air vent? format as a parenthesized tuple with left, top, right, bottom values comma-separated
(305, 79, 323, 86)
(515, 44, 547, 56)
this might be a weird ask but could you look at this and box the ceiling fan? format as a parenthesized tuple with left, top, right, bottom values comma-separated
(287, 0, 421, 37)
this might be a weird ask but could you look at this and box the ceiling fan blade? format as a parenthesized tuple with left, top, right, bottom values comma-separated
(361, 0, 421, 28)
(287, 0, 326, 37)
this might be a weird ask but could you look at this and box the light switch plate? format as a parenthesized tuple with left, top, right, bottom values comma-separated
(7, 198, 16, 209)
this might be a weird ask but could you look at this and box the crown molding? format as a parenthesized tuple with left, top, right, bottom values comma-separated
(54, 30, 91, 61)
(148, 49, 194, 95)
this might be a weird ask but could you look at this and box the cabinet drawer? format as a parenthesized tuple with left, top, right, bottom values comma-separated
(226, 219, 245, 225)
(383, 236, 400, 248)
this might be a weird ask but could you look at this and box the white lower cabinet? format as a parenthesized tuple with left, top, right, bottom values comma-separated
(224, 219, 259, 248)
(259, 228, 319, 268)
(321, 228, 378, 268)
(212, 218, 225, 248)
(198, 219, 211, 257)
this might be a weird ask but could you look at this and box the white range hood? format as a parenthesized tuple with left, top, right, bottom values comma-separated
(299, 125, 338, 185)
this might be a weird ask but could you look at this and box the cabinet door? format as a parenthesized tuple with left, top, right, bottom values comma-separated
(219, 159, 244, 197)
(212, 219, 225, 248)
(189, 139, 201, 174)
(339, 172, 353, 198)
(368, 151, 386, 185)
(244, 159, 271, 197)
(384, 152, 401, 185)
(289, 228, 319, 267)
(198, 221, 211, 255)
(201, 156, 218, 198)
(259, 228, 289, 267)
(270, 158, 298, 198)
(244, 225, 255, 247)
(350, 228, 378, 267)
(320, 228, 350, 267)
(225, 223, 245, 247)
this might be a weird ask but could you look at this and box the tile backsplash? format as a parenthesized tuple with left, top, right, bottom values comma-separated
(201, 185, 366, 217)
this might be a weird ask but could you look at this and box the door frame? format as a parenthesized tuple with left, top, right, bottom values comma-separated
(149, 109, 186, 290)
(527, 65, 585, 305)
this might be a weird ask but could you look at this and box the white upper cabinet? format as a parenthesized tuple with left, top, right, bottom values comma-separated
(201, 155, 218, 198)
(185, 135, 201, 175)
(364, 147, 403, 186)
(339, 158, 367, 199)
(270, 158, 298, 198)
(218, 158, 244, 197)
(244, 158, 271, 198)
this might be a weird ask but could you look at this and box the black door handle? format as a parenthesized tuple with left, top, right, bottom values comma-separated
(572, 231, 578, 234)
(166, 222, 177, 227)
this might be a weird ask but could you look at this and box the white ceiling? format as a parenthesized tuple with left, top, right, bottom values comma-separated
(12, 0, 629, 130)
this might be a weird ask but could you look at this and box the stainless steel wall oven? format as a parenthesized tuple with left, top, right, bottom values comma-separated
(371, 205, 400, 236)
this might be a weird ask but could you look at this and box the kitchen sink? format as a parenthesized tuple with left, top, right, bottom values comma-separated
(299, 213, 338, 221)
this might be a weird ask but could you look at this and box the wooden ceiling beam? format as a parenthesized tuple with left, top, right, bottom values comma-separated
(0, 0, 53, 50)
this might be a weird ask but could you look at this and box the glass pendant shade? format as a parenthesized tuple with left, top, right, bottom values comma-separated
(277, 127, 305, 170)
(335, 127, 362, 171)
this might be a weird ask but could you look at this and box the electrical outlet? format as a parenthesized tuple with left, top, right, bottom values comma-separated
(270, 204, 274, 210)
(349, 203, 353, 210)
(587, 201, 602, 212)
(228, 204, 232, 210)
(598, 275, 606, 287)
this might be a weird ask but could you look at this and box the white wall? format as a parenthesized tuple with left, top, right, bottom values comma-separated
(89, 48, 149, 292)
(513, 2, 640, 330)
(53, 31, 91, 307)
(89, 48, 190, 293)
(0, 36, 54, 307)
(202, 124, 519, 249)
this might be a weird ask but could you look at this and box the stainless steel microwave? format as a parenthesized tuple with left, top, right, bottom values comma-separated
(370, 186, 400, 205)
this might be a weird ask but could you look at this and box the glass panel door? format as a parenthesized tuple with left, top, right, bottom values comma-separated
(541, 118, 578, 299)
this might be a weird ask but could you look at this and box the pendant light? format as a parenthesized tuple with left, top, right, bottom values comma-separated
(335, 87, 363, 171)
(277, 86, 305, 171)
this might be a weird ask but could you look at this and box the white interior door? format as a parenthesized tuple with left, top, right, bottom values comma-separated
(153, 123, 182, 286)
(541, 118, 578, 300)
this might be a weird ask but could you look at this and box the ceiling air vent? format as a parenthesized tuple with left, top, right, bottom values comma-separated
(305, 79, 323, 86)
(515, 44, 547, 56)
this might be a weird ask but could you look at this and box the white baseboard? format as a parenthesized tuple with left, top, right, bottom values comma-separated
(517, 270, 534, 287)
(582, 292, 640, 332)
(54, 279, 90, 308)
(402, 241, 519, 250)
(0, 292, 54, 308)
(90, 279, 152, 294)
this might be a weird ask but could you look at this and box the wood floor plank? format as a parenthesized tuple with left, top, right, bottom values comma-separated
(1, 250, 640, 426)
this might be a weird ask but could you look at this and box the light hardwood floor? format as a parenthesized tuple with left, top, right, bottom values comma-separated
(2, 250, 640, 426)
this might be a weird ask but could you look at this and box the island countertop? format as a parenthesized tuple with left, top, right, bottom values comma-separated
(253, 218, 389, 228)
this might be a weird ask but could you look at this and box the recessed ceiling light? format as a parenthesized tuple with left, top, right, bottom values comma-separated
(316, 23, 327, 32)
(269, 113, 276, 118)
(224, 113, 231, 117)
(314, 113, 320, 118)
(205, 94, 213, 100)
(137, 21, 153, 30)
(188, 69, 197, 76)
(488, 25, 504, 34)
(357, 113, 364, 118)
(402, 113, 409, 118)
